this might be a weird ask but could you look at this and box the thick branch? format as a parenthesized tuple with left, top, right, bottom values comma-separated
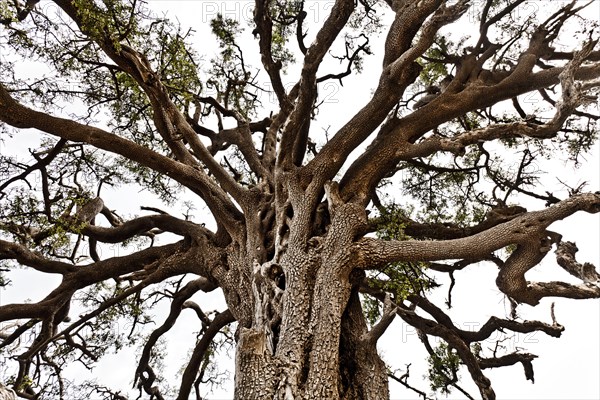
(253, 0, 291, 108)
(479, 353, 538, 383)
(278, 0, 355, 168)
(555, 241, 600, 283)
(0, 240, 77, 275)
(0, 84, 244, 235)
(357, 193, 600, 304)
(408, 295, 564, 343)
(355, 193, 600, 268)
(380, 297, 496, 399)
(50, 0, 250, 225)
(83, 213, 214, 243)
(0, 243, 180, 323)
(339, 58, 600, 203)
(304, 1, 470, 195)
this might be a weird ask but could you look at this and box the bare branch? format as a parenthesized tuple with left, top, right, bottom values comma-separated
(278, 0, 355, 168)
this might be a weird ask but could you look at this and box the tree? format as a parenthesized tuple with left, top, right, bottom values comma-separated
(0, 0, 599, 399)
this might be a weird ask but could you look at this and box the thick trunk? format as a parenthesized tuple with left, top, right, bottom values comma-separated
(339, 287, 390, 400)
(234, 328, 279, 399)
(233, 247, 390, 399)
(234, 287, 390, 399)
(229, 179, 390, 399)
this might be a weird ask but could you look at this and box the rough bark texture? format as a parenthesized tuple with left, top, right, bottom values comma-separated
(0, 1, 599, 399)
(0, 385, 16, 400)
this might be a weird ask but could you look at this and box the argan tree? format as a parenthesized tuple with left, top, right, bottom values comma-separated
(1, 1, 599, 399)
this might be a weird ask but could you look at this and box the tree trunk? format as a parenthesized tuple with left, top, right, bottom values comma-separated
(233, 265, 390, 399)
(232, 197, 390, 399)
(0, 384, 16, 400)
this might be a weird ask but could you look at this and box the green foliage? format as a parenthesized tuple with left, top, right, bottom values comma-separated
(559, 118, 598, 165)
(74, 281, 153, 356)
(504, 243, 518, 255)
(211, 14, 242, 52)
(0, 143, 129, 256)
(381, 262, 436, 297)
(362, 202, 438, 324)
(362, 293, 383, 327)
(119, 157, 183, 204)
(374, 205, 439, 299)
(400, 147, 490, 226)
(0, 0, 16, 23)
(6, 374, 34, 392)
(375, 204, 434, 296)
(426, 341, 462, 395)
(375, 202, 410, 241)
(418, 36, 450, 85)
(0, 1, 598, 398)
(72, 0, 140, 50)
(1, 0, 202, 201)
(0, 187, 45, 244)
(208, 14, 258, 117)
(268, 0, 301, 67)
(153, 24, 203, 95)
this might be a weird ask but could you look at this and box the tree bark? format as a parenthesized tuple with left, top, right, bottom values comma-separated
(233, 260, 390, 400)
(231, 199, 390, 399)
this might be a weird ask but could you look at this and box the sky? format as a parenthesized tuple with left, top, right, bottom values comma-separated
(1, 1, 599, 399)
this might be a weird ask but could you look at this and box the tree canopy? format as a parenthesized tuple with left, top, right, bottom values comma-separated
(0, 1, 599, 399)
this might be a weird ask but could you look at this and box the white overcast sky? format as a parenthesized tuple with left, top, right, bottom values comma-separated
(1, 1, 599, 399)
